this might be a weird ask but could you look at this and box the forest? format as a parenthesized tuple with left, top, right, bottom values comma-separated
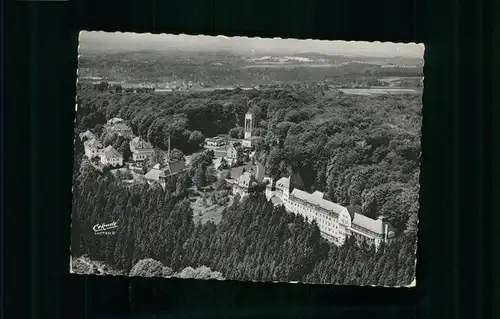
(71, 163, 417, 285)
(72, 76, 420, 285)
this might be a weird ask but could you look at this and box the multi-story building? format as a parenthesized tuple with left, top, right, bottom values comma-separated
(144, 159, 187, 187)
(267, 176, 395, 249)
(84, 138, 104, 159)
(226, 144, 239, 163)
(100, 146, 124, 167)
(129, 137, 154, 162)
(110, 122, 134, 138)
(205, 137, 226, 147)
(79, 130, 97, 142)
(229, 172, 259, 198)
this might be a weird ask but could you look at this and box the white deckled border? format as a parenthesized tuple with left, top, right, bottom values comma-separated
(73, 30, 423, 287)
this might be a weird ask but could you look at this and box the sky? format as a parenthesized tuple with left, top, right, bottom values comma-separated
(79, 31, 424, 58)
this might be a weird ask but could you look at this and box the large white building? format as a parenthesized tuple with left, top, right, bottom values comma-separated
(84, 138, 104, 159)
(100, 146, 124, 167)
(266, 176, 395, 249)
(129, 137, 154, 162)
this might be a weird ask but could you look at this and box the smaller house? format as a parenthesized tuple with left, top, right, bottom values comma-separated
(79, 130, 97, 142)
(144, 159, 187, 186)
(107, 117, 124, 125)
(111, 123, 134, 138)
(84, 138, 104, 159)
(231, 172, 259, 198)
(101, 146, 123, 167)
(206, 137, 226, 147)
(226, 144, 239, 160)
(129, 137, 154, 162)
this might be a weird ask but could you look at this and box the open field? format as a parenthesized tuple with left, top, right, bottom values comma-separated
(191, 196, 225, 225)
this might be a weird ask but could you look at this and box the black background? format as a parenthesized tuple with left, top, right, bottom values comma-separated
(3, 0, 496, 318)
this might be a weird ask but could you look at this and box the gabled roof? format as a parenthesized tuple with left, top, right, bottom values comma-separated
(130, 137, 153, 150)
(107, 117, 124, 125)
(112, 123, 132, 131)
(346, 206, 362, 221)
(79, 130, 97, 141)
(164, 159, 186, 176)
(275, 177, 290, 189)
(102, 146, 122, 159)
(290, 188, 345, 216)
(145, 159, 186, 181)
(144, 167, 162, 181)
(352, 213, 385, 235)
(84, 138, 103, 149)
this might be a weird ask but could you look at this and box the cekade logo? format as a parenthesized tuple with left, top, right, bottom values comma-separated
(93, 221, 118, 235)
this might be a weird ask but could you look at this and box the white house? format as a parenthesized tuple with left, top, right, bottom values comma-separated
(107, 117, 124, 125)
(111, 122, 134, 138)
(79, 130, 97, 142)
(100, 146, 123, 167)
(84, 138, 104, 159)
(230, 172, 259, 198)
(129, 137, 154, 162)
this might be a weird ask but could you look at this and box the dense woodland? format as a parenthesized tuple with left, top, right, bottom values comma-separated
(72, 70, 421, 285)
(72, 164, 417, 285)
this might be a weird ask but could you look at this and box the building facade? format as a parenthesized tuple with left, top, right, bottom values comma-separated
(79, 130, 97, 142)
(107, 117, 124, 125)
(129, 137, 154, 162)
(111, 123, 134, 138)
(268, 176, 395, 249)
(84, 138, 104, 159)
(230, 172, 258, 198)
(206, 137, 226, 147)
(226, 144, 239, 161)
(100, 146, 124, 166)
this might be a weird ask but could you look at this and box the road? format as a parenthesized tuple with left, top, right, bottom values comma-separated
(255, 161, 265, 183)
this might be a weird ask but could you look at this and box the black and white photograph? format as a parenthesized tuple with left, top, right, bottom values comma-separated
(71, 31, 422, 287)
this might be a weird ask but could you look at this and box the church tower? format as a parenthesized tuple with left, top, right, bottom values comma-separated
(244, 113, 253, 140)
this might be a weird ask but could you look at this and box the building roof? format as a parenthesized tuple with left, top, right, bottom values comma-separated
(102, 146, 122, 159)
(346, 205, 362, 221)
(290, 188, 345, 216)
(79, 130, 97, 141)
(130, 137, 153, 151)
(144, 167, 162, 181)
(236, 172, 258, 189)
(107, 117, 124, 125)
(84, 138, 103, 149)
(275, 177, 290, 190)
(112, 123, 132, 131)
(145, 159, 186, 181)
(164, 159, 186, 176)
(352, 213, 385, 235)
